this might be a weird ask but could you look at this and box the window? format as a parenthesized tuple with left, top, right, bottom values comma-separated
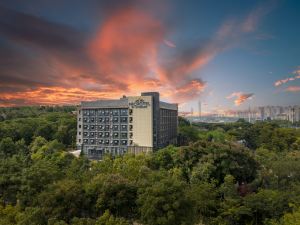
(113, 117, 119, 123)
(129, 140, 133, 145)
(129, 125, 133, 131)
(105, 125, 110, 131)
(104, 117, 110, 123)
(79, 118, 81, 121)
(90, 132, 95, 137)
(120, 117, 127, 123)
(129, 117, 133, 122)
(105, 140, 109, 145)
(90, 125, 95, 130)
(113, 132, 119, 138)
(121, 133, 127, 138)
(98, 125, 104, 130)
(79, 110, 81, 114)
(79, 125, 82, 128)
(121, 140, 127, 145)
(90, 139, 95, 144)
(113, 110, 119, 116)
(83, 132, 88, 137)
(78, 139, 81, 143)
(121, 125, 127, 131)
(105, 132, 110, 137)
(83, 117, 88, 122)
(99, 139, 104, 144)
(113, 125, 119, 131)
(99, 117, 103, 123)
(120, 109, 128, 116)
(98, 132, 103, 138)
(79, 132, 81, 135)
(129, 133, 133, 138)
(104, 110, 109, 116)
(113, 140, 119, 145)
(83, 139, 88, 143)
(90, 117, 95, 123)
(129, 109, 133, 115)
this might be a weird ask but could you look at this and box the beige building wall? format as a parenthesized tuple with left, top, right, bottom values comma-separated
(128, 96, 153, 148)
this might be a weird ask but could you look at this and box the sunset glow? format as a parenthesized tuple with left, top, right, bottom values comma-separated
(0, 0, 299, 112)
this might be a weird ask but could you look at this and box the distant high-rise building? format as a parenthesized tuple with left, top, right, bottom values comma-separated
(235, 105, 300, 123)
(198, 101, 202, 118)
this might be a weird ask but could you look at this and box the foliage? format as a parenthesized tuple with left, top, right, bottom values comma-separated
(0, 107, 300, 224)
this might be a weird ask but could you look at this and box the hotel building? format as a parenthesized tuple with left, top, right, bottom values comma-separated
(76, 92, 178, 159)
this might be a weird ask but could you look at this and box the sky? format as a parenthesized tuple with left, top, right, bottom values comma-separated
(0, 0, 299, 113)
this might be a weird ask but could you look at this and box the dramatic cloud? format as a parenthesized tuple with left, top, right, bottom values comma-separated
(227, 92, 254, 106)
(0, 1, 272, 107)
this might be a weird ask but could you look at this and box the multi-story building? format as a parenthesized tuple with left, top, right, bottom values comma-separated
(76, 92, 178, 159)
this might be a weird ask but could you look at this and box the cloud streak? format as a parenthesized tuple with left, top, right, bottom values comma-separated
(274, 68, 300, 87)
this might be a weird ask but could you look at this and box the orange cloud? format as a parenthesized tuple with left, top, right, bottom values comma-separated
(227, 92, 254, 106)
(89, 8, 164, 84)
(0, 87, 123, 107)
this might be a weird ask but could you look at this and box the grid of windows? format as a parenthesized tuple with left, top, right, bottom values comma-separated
(81, 108, 128, 157)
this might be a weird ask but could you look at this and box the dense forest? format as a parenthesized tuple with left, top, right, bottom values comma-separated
(1, 107, 300, 225)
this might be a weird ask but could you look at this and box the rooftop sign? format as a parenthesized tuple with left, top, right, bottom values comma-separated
(129, 99, 150, 108)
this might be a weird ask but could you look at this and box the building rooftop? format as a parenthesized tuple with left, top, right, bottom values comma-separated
(80, 93, 178, 110)
(159, 101, 178, 111)
(81, 98, 128, 108)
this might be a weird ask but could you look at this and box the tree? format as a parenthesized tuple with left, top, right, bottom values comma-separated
(274, 206, 300, 225)
(148, 146, 176, 170)
(0, 156, 24, 204)
(187, 181, 218, 224)
(137, 175, 196, 225)
(31, 140, 64, 160)
(96, 174, 137, 218)
(243, 189, 290, 224)
(190, 141, 258, 184)
(38, 179, 87, 222)
(95, 210, 129, 225)
(29, 136, 48, 154)
(0, 137, 17, 157)
(18, 159, 61, 207)
(16, 207, 47, 225)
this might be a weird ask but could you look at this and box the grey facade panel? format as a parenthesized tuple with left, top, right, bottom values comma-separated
(159, 101, 178, 111)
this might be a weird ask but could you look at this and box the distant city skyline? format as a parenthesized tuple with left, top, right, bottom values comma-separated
(0, 0, 299, 113)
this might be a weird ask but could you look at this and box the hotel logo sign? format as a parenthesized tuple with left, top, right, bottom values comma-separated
(129, 99, 150, 108)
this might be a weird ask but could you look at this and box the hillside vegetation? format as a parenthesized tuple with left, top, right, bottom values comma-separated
(1, 108, 300, 225)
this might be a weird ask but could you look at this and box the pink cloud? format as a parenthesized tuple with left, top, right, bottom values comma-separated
(274, 68, 300, 87)
(285, 86, 300, 92)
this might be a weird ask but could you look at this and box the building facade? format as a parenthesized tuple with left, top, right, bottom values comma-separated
(76, 92, 178, 159)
